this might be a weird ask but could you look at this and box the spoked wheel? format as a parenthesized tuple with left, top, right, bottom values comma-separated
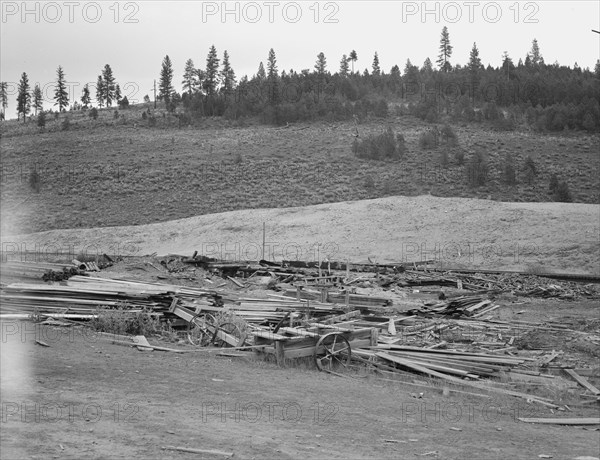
(187, 313, 217, 346)
(212, 322, 244, 348)
(315, 332, 351, 372)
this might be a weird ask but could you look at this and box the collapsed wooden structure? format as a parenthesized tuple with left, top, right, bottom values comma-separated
(1, 257, 599, 411)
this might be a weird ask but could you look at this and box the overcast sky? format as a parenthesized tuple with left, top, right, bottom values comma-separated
(1, 1, 599, 116)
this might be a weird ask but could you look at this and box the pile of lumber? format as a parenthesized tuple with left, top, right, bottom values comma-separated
(409, 295, 499, 318)
(0, 261, 86, 285)
(0, 276, 220, 319)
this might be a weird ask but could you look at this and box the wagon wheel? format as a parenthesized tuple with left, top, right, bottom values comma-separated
(187, 312, 217, 346)
(212, 322, 243, 348)
(314, 332, 351, 372)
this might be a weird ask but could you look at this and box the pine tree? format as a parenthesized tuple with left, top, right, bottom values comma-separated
(256, 62, 266, 80)
(220, 50, 236, 97)
(95, 74, 105, 107)
(81, 84, 91, 108)
(182, 58, 198, 95)
(33, 84, 43, 115)
(371, 52, 381, 76)
(114, 84, 122, 103)
(502, 51, 515, 79)
(349, 50, 357, 74)
(422, 57, 433, 74)
(54, 66, 69, 112)
(16, 72, 31, 122)
(267, 48, 278, 79)
(266, 48, 279, 104)
(529, 39, 543, 66)
(595, 59, 600, 79)
(437, 26, 453, 72)
(203, 46, 220, 97)
(0, 82, 8, 119)
(102, 64, 116, 106)
(315, 52, 327, 75)
(339, 54, 349, 76)
(468, 42, 481, 80)
(159, 55, 174, 103)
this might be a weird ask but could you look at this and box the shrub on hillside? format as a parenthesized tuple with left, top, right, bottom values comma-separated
(61, 116, 71, 131)
(503, 153, 517, 185)
(352, 127, 404, 160)
(29, 169, 40, 193)
(419, 129, 439, 149)
(37, 111, 46, 129)
(440, 124, 458, 145)
(553, 180, 572, 202)
(89, 107, 98, 120)
(466, 151, 488, 187)
(523, 155, 537, 184)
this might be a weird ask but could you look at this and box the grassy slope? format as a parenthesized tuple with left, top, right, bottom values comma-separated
(2, 195, 599, 273)
(1, 104, 599, 237)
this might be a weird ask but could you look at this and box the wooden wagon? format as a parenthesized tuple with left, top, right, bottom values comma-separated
(170, 300, 379, 371)
(251, 324, 379, 371)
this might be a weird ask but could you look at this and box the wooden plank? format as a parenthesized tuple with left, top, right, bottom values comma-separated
(161, 446, 233, 457)
(563, 368, 600, 395)
(227, 276, 245, 288)
(375, 352, 559, 408)
(517, 417, 600, 425)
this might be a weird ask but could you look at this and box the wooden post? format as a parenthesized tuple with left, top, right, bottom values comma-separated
(346, 259, 350, 280)
(370, 328, 379, 346)
(262, 222, 266, 260)
(275, 341, 285, 367)
(317, 244, 321, 278)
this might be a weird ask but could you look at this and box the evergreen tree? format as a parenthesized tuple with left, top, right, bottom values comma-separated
(33, 84, 43, 115)
(339, 54, 349, 76)
(595, 59, 600, 78)
(256, 62, 266, 80)
(159, 55, 174, 102)
(502, 51, 515, 79)
(95, 74, 105, 107)
(267, 48, 278, 79)
(266, 48, 279, 104)
(203, 46, 220, 96)
(81, 84, 91, 108)
(114, 84, 122, 104)
(16, 72, 31, 122)
(349, 50, 358, 74)
(529, 38, 543, 66)
(54, 66, 69, 112)
(0, 82, 8, 119)
(315, 52, 327, 75)
(422, 57, 433, 74)
(437, 26, 453, 72)
(372, 52, 381, 76)
(101, 64, 116, 106)
(182, 58, 197, 95)
(468, 42, 482, 85)
(220, 50, 236, 97)
(103, 65, 116, 106)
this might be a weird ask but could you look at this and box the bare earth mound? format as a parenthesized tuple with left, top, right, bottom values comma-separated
(3, 195, 598, 274)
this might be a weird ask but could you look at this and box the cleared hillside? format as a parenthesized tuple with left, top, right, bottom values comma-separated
(2, 195, 598, 274)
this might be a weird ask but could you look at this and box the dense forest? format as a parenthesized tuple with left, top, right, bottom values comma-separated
(3, 28, 600, 133)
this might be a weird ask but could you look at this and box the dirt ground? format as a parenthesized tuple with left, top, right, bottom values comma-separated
(2, 195, 599, 274)
(1, 296, 599, 460)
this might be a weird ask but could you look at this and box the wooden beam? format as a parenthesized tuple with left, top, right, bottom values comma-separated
(563, 368, 600, 395)
(517, 417, 600, 425)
